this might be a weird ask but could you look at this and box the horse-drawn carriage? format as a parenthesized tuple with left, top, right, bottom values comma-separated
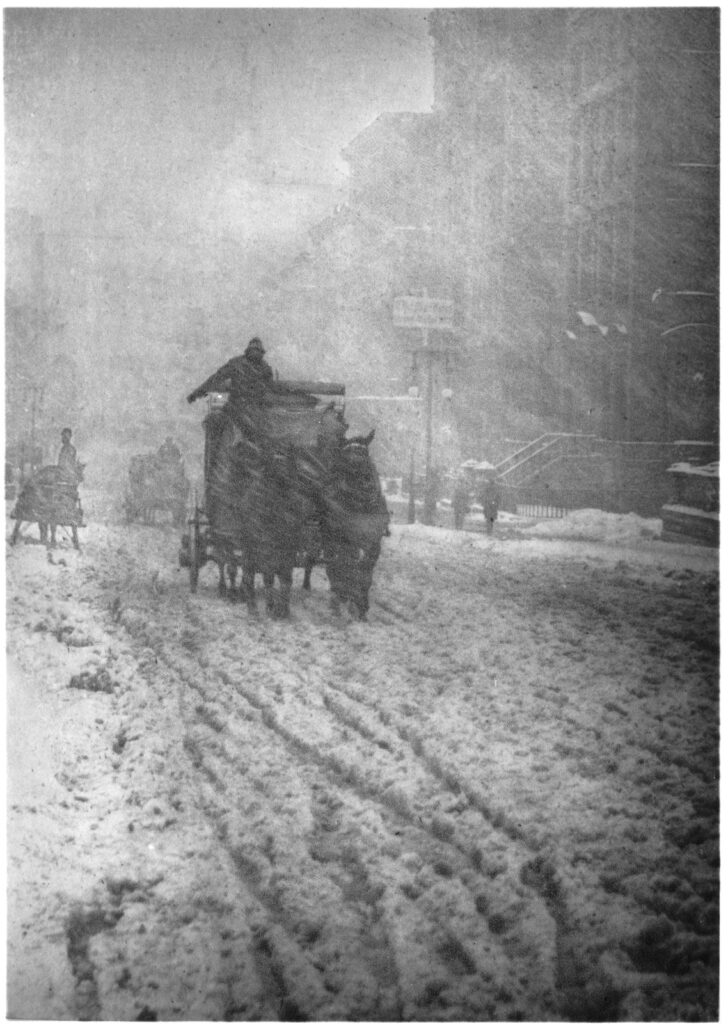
(9, 463, 85, 549)
(124, 452, 190, 526)
(179, 382, 390, 619)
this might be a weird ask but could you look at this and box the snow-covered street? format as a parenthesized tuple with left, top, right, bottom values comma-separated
(6, 503, 719, 1021)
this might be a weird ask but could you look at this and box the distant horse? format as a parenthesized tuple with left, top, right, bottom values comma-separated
(320, 430, 390, 620)
(9, 463, 85, 549)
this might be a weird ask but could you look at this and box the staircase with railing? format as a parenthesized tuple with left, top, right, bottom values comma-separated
(495, 434, 597, 485)
(493, 434, 717, 518)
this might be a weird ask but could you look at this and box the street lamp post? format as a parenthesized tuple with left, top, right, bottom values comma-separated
(392, 292, 455, 527)
(405, 384, 419, 524)
(407, 446, 416, 524)
(422, 329, 435, 525)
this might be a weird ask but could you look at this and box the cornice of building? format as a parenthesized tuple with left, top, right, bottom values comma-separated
(573, 67, 636, 108)
(307, 203, 396, 244)
(260, 203, 403, 292)
(342, 110, 437, 161)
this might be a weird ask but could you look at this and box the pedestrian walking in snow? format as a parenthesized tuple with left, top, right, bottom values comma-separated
(479, 470, 500, 536)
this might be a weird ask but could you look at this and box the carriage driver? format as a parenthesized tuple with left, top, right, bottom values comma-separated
(158, 436, 182, 462)
(57, 428, 79, 478)
(186, 337, 274, 424)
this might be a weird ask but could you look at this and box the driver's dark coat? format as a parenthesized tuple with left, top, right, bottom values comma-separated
(189, 354, 274, 406)
(57, 441, 79, 479)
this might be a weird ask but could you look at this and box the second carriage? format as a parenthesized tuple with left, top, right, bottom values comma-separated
(124, 451, 190, 527)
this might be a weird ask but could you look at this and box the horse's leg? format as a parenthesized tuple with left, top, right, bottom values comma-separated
(10, 520, 22, 545)
(241, 556, 257, 614)
(353, 540, 381, 621)
(263, 570, 276, 615)
(352, 579, 369, 621)
(226, 559, 239, 601)
(217, 558, 227, 597)
(302, 556, 313, 591)
(40, 522, 56, 547)
(274, 566, 292, 619)
(71, 525, 80, 550)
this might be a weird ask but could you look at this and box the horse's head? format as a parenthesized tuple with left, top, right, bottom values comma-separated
(341, 430, 375, 470)
(338, 434, 384, 506)
(344, 428, 375, 450)
(318, 403, 348, 447)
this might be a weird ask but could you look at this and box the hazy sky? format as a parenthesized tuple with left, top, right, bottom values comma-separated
(5, 8, 434, 243)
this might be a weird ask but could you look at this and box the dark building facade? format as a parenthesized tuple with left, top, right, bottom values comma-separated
(428, 7, 718, 445)
(563, 8, 719, 441)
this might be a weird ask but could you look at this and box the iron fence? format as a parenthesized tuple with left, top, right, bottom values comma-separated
(500, 482, 610, 519)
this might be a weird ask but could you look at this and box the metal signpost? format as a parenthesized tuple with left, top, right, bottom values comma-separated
(393, 292, 455, 525)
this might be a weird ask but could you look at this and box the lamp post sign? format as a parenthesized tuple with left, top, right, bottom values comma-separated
(393, 293, 455, 525)
(392, 296, 454, 331)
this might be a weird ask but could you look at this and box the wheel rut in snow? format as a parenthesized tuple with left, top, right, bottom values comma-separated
(87, 529, 720, 1020)
(160, 651, 560, 1016)
(99, 567, 579, 1019)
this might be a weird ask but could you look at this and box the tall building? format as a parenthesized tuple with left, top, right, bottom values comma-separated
(429, 8, 718, 444)
(254, 9, 718, 460)
(563, 8, 719, 440)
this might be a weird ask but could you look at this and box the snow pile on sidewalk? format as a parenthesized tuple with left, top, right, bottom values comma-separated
(393, 509, 663, 547)
(522, 508, 663, 543)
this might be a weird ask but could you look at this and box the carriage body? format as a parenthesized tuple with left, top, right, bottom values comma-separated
(180, 383, 346, 592)
(9, 464, 85, 546)
(11, 465, 84, 526)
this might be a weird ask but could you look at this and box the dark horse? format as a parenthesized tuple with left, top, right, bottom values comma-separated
(210, 432, 313, 618)
(208, 403, 388, 620)
(9, 463, 85, 549)
(240, 446, 314, 618)
(299, 403, 348, 591)
(319, 430, 390, 620)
